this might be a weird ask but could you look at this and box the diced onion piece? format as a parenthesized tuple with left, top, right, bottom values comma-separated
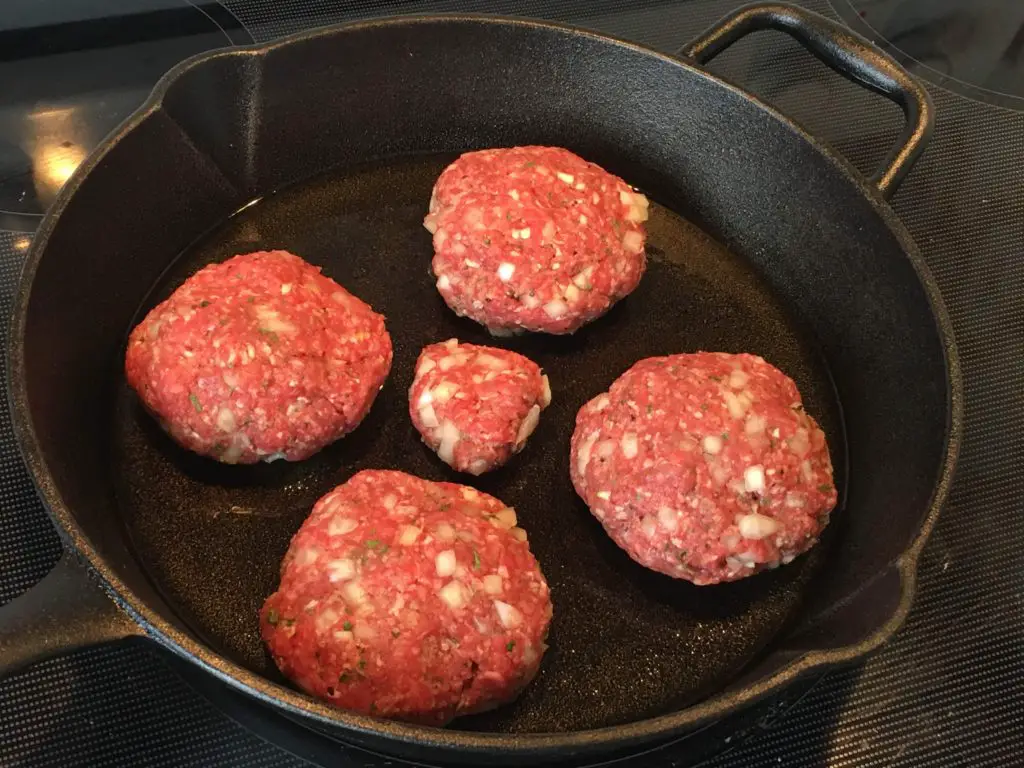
(543, 299, 568, 319)
(739, 513, 780, 540)
(432, 381, 457, 402)
(416, 357, 437, 376)
(515, 405, 541, 448)
(556, 172, 575, 185)
(493, 507, 517, 529)
(467, 458, 489, 475)
(641, 516, 657, 537)
(788, 429, 811, 457)
(596, 440, 616, 458)
(541, 220, 556, 241)
(622, 230, 644, 254)
(343, 581, 367, 606)
(729, 369, 749, 389)
(482, 574, 504, 595)
(724, 391, 748, 419)
(436, 274, 450, 290)
(435, 523, 456, 541)
(254, 306, 297, 334)
(620, 433, 639, 459)
(328, 517, 358, 536)
(435, 550, 457, 577)
(576, 432, 598, 475)
(521, 294, 541, 309)
(438, 355, 464, 372)
(418, 402, 440, 429)
(658, 506, 678, 532)
(423, 216, 438, 234)
(572, 267, 594, 290)
(596, 490, 611, 501)
(216, 408, 237, 433)
(493, 600, 522, 629)
(327, 559, 356, 582)
(702, 435, 723, 455)
(382, 494, 397, 510)
(497, 262, 515, 282)
(439, 580, 467, 609)
(295, 547, 319, 565)
(510, 527, 527, 542)
(625, 192, 650, 223)
(744, 465, 765, 493)
(564, 283, 581, 303)
(436, 420, 461, 464)
(745, 414, 767, 435)
(398, 525, 421, 545)
(540, 375, 552, 408)
(475, 353, 507, 371)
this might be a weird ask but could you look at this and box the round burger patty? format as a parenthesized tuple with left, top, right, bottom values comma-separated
(260, 470, 552, 725)
(570, 352, 838, 585)
(409, 339, 551, 475)
(125, 250, 392, 463)
(424, 145, 649, 335)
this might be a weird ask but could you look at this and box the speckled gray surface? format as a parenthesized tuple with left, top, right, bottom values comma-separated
(0, 0, 1021, 766)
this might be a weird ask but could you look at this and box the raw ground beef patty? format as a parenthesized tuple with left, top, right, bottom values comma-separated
(570, 353, 838, 585)
(423, 146, 649, 335)
(409, 339, 551, 475)
(260, 470, 552, 725)
(125, 250, 392, 464)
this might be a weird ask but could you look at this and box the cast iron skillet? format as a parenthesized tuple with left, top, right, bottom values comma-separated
(1, 4, 961, 766)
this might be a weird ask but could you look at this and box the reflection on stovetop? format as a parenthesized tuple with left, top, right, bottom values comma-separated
(837, 0, 1024, 105)
(0, 1, 250, 227)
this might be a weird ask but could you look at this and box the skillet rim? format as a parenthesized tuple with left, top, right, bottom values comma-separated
(7, 12, 962, 756)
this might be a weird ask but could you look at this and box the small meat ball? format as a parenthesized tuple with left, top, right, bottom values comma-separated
(570, 352, 837, 585)
(409, 339, 551, 475)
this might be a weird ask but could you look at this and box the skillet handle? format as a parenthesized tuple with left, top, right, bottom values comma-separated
(0, 549, 145, 676)
(681, 2, 933, 199)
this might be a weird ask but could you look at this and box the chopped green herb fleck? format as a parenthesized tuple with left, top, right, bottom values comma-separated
(259, 328, 279, 343)
(700, 402, 709, 412)
(392, 628, 401, 638)
(339, 672, 353, 683)
(199, 300, 210, 308)
(439, 502, 451, 511)
(521, 161, 536, 169)
(246, 296, 255, 304)
(677, 549, 689, 562)
(483, 236, 491, 246)
(472, 549, 482, 571)
(721, 432, 729, 441)
(343, 621, 352, 631)
(505, 211, 513, 221)
(818, 483, 833, 493)
(709, 375, 723, 382)
(365, 539, 382, 550)
(646, 404, 653, 415)
(506, 641, 516, 652)
(266, 608, 279, 626)
(358, 658, 367, 671)
(189, 393, 203, 412)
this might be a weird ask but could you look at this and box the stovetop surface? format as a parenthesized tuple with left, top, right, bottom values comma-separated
(1, 1, 1022, 766)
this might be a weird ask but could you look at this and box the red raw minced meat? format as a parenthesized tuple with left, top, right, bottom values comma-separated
(570, 352, 838, 585)
(424, 146, 648, 335)
(409, 339, 551, 475)
(260, 470, 552, 725)
(125, 250, 392, 463)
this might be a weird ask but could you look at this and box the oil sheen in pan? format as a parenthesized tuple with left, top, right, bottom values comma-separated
(110, 152, 848, 733)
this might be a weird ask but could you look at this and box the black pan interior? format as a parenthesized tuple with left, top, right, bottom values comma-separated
(110, 152, 846, 733)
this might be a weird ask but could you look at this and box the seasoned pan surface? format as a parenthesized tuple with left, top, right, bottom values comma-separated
(111, 152, 846, 732)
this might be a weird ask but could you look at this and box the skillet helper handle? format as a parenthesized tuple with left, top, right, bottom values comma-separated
(681, 2, 933, 199)
(0, 549, 144, 676)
